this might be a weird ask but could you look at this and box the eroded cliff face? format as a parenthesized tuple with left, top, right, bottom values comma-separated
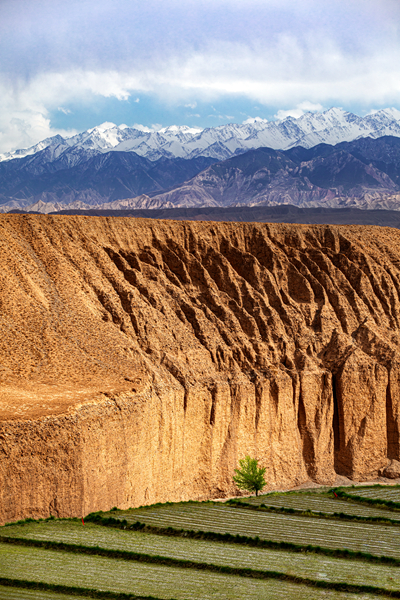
(1, 215, 400, 523)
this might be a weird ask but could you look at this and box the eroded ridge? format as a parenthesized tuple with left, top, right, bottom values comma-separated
(1, 214, 400, 523)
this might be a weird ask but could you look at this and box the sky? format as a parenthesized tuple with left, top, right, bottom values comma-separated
(1, 0, 400, 153)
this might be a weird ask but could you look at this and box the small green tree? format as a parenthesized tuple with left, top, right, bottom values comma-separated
(233, 456, 266, 496)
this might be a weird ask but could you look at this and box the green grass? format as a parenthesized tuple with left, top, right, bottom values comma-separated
(234, 491, 400, 520)
(2, 520, 400, 592)
(6, 494, 400, 600)
(0, 543, 383, 600)
(226, 499, 400, 526)
(333, 486, 400, 512)
(344, 486, 400, 503)
(0, 586, 91, 600)
(99, 503, 400, 559)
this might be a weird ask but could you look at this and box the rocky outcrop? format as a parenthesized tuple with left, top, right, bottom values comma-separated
(2, 215, 400, 524)
(381, 460, 400, 479)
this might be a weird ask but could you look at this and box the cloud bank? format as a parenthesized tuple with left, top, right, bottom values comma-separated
(1, 0, 399, 152)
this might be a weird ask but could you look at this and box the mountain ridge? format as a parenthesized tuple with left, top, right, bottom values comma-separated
(123, 137, 400, 212)
(3, 109, 400, 213)
(2, 107, 400, 164)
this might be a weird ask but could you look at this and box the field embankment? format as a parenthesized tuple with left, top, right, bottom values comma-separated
(2, 214, 400, 523)
(3, 487, 400, 598)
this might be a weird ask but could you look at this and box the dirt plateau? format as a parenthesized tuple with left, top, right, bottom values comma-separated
(2, 215, 400, 524)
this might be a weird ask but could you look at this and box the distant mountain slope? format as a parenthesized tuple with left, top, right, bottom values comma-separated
(0, 152, 216, 210)
(3, 119, 400, 213)
(143, 136, 400, 211)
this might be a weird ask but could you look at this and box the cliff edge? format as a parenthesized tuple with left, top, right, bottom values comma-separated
(1, 214, 400, 523)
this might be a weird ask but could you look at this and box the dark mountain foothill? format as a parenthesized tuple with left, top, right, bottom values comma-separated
(2, 136, 400, 212)
(39, 204, 400, 229)
(0, 150, 217, 208)
(149, 137, 400, 210)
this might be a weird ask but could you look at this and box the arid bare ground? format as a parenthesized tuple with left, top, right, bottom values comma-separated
(2, 214, 400, 523)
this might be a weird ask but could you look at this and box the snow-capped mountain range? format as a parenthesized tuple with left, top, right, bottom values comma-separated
(3, 107, 400, 214)
(2, 107, 400, 165)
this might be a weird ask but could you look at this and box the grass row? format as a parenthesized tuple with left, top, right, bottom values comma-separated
(3, 487, 400, 600)
(100, 503, 400, 558)
(0, 579, 166, 600)
(345, 485, 400, 497)
(335, 487, 400, 510)
(226, 498, 400, 525)
(6, 520, 400, 591)
(238, 490, 400, 518)
(0, 576, 386, 600)
(1, 540, 400, 599)
(3, 543, 386, 600)
(0, 584, 95, 600)
(84, 512, 400, 566)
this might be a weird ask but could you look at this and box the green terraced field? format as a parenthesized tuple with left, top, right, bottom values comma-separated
(238, 492, 400, 519)
(3, 520, 400, 592)
(0, 543, 379, 600)
(0, 586, 90, 600)
(345, 486, 400, 502)
(106, 503, 400, 557)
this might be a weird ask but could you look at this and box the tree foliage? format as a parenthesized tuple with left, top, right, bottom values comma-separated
(233, 456, 266, 496)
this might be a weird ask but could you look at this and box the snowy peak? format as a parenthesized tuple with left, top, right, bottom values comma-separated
(87, 121, 118, 133)
(0, 134, 67, 162)
(2, 107, 400, 164)
(159, 125, 203, 135)
(370, 108, 400, 120)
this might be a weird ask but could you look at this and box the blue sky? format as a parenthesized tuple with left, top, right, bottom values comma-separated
(1, 0, 400, 152)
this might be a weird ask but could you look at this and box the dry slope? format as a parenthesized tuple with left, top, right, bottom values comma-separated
(1, 215, 400, 524)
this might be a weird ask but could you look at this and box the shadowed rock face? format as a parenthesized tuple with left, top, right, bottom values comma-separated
(1, 214, 400, 523)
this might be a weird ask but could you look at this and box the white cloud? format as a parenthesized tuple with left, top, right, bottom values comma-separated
(0, 79, 78, 153)
(134, 98, 140, 103)
(1, 10, 400, 153)
(157, 34, 400, 109)
(0, 69, 151, 152)
(274, 101, 324, 120)
(131, 123, 162, 132)
(57, 106, 71, 115)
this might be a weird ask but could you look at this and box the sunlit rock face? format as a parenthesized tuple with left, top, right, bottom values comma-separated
(1, 214, 400, 523)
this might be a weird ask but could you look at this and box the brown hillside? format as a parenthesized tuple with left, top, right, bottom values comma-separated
(1, 214, 400, 523)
